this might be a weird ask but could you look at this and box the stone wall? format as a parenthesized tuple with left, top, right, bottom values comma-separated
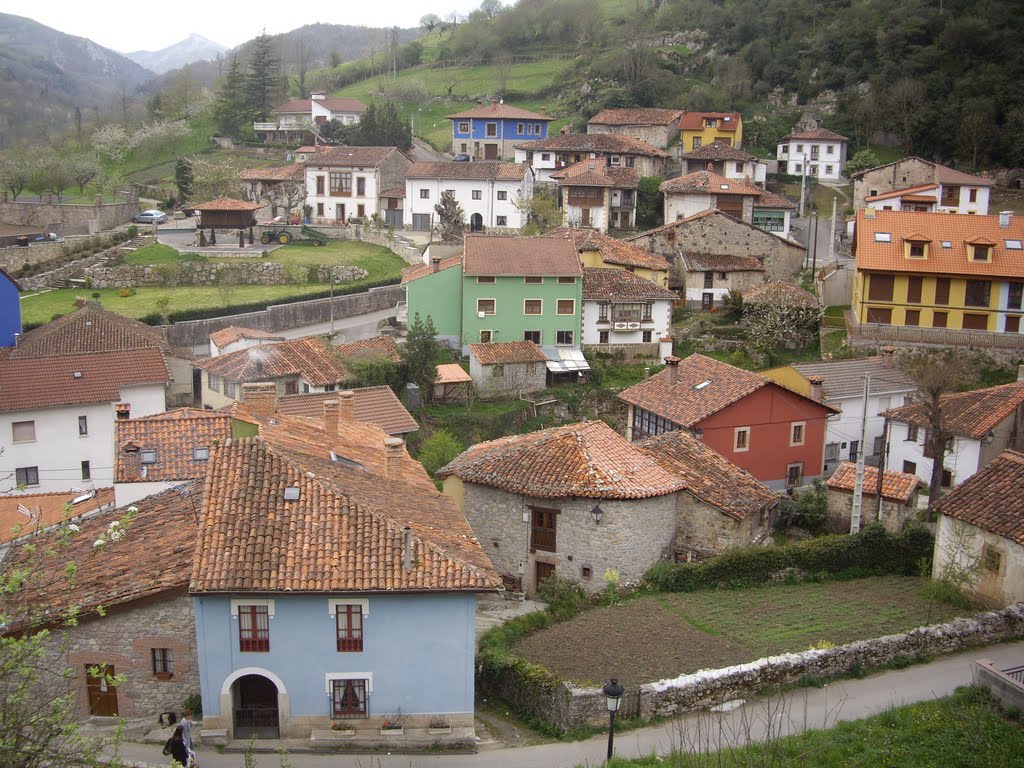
(825, 488, 917, 534)
(270, 223, 422, 265)
(84, 262, 367, 289)
(0, 240, 75, 273)
(468, 359, 547, 398)
(675, 493, 770, 559)
(0, 191, 138, 235)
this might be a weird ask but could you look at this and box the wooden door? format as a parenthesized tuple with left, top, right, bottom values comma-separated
(85, 664, 118, 716)
(701, 293, 714, 311)
(484, 143, 499, 160)
(581, 208, 590, 227)
(535, 561, 555, 590)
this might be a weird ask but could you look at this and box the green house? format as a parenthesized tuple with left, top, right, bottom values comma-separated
(402, 235, 583, 353)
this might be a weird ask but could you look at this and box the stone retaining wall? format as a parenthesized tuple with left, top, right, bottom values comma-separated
(0, 240, 73, 273)
(0, 191, 138, 235)
(278, 224, 422, 265)
(84, 262, 367, 288)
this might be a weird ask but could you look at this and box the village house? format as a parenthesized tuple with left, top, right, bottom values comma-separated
(678, 252, 765, 310)
(238, 164, 306, 221)
(0, 487, 115, 549)
(679, 141, 767, 184)
(852, 156, 993, 214)
(403, 161, 534, 232)
(253, 93, 367, 144)
(209, 326, 285, 357)
(776, 127, 849, 181)
(660, 170, 763, 224)
(513, 131, 671, 183)
(585, 107, 683, 148)
(619, 354, 837, 490)
(275, 386, 419, 438)
(304, 146, 412, 225)
(447, 102, 553, 160)
(581, 267, 676, 354)
(467, 340, 549, 398)
(542, 226, 672, 287)
(678, 111, 743, 150)
(825, 462, 921, 534)
(0, 266, 21, 347)
(931, 449, 1024, 607)
(551, 157, 638, 233)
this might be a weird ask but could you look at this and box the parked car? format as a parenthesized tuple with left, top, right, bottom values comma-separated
(452, 153, 472, 162)
(133, 209, 168, 224)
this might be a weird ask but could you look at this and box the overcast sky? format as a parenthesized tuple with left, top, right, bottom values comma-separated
(0, 0, 484, 53)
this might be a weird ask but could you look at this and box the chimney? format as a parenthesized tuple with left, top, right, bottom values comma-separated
(311, 91, 326, 101)
(242, 382, 278, 415)
(431, 256, 441, 273)
(115, 402, 131, 420)
(338, 390, 355, 425)
(643, 366, 650, 380)
(1017, 364, 1024, 383)
(384, 436, 405, 481)
(323, 399, 339, 436)
(403, 526, 412, 572)
(807, 375, 824, 401)
(1000, 211, 1012, 229)
(664, 355, 681, 386)
(881, 346, 895, 369)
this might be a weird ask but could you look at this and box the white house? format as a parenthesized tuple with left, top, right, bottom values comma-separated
(853, 157, 993, 214)
(776, 128, 849, 181)
(304, 146, 412, 225)
(254, 93, 367, 144)
(513, 132, 671, 183)
(551, 158, 638, 233)
(660, 170, 763, 224)
(581, 267, 675, 351)
(679, 141, 767, 185)
(403, 161, 534, 232)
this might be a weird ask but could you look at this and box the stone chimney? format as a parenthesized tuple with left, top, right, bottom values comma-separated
(807, 375, 824, 401)
(115, 402, 131, 420)
(311, 91, 326, 101)
(242, 382, 278, 415)
(431, 256, 441, 273)
(338, 390, 355, 425)
(1000, 211, 1012, 229)
(664, 355, 681, 386)
(384, 437, 405, 481)
(881, 346, 895, 369)
(323, 399, 339, 436)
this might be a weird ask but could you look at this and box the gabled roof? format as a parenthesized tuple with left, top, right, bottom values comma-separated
(680, 252, 764, 273)
(401, 254, 464, 284)
(273, 97, 367, 114)
(335, 335, 402, 364)
(446, 103, 552, 121)
(191, 197, 262, 211)
(405, 161, 529, 181)
(680, 140, 758, 162)
(543, 226, 671, 271)
(582, 267, 677, 302)
(639, 430, 779, 519)
(679, 111, 741, 132)
(754, 188, 797, 210)
(627, 208, 803, 250)
(932, 449, 1024, 545)
(660, 170, 762, 196)
(850, 155, 992, 186)
(10, 303, 176, 358)
(826, 462, 920, 504)
(792, 357, 916, 400)
(462, 234, 581, 277)
(437, 420, 685, 500)
(884, 382, 1024, 441)
(513, 132, 669, 157)
(468, 340, 548, 365)
(239, 164, 304, 182)
(436, 363, 472, 385)
(550, 157, 638, 189)
(277, 386, 418, 435)
(588, 108, 683, 127)
(305, 146, 406, 168)
(864, 183, 940, 203)
(743, 281, 818, 309)
(115, 409, 232, 483)
(781, 127, 848, 142)
(209, 325, 285, 347)
(0, 487, 114, 545)
(195, 337, 351, 387)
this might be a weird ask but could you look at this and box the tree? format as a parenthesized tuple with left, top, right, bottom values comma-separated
(434, 190, 465, 242)
(417, 429, 464, 476)
(514, 188, 560, 234)
(213, 56, 248, 136)
(401, 313, 442, 403)
(480, 0, 504, 20)
(351, 102, 411, 148)
(636, 176, 663, 230)
(244, 31, 283, 122)
(886, 77, 926, 153)
(292, 34, 312, 98)
(261, 180, 307, 224)
(214, 265, 246, 305)
(743, 284, 821, 353)
(188, 157, 242, 203)
(175, 157, 194, 203)
(842, 149, 881, 177)
(420, 13, 442, 32)
(0, 149, 35, 200)
(68, 154, 99, 194)
(30, 154, 74, 201)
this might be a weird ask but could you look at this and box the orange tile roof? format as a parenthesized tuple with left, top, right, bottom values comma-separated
(588, 108, 683, 127)
(781, 127, 848, 142)
(660, 170, 762, 196)
(276, 386, 419, 435)
(551, 157, 638, 189)
(680, 140, 757, 162)
(680, 253, 764, 273)
(405, 161, 529, 181)
(468, 340, 548, 365)
(446, 103, 551, 120)
(854, 210, 1024, 277)
(755, 188, 797, 210)
(196, 337, 351, 387)
(826, 462, 920, 504)
(582, 267, 677, 302)
(884, 382, 1024, 441)
(638, 431, 779, 518)
(304, 146, 406, 168)
(209, 325, 285, 347)
(0, 487, 114, 544)
(932, 449, 1024, 545)
(10, 303, 177, 358)
(463, 234, 581, 277)
(401, 254, 463, 284)
(864, 183, 939, 203)
(513, 132, 669, 158)
(744, 281, 819, 309)
(543, 227, 671, 271)
(239, 165, 304, 182)
(334, 335, 402, 363)
(115, 409, 232, 483)
(435, 363, 472, 385)
(191, 197, 262, 211)
(679, 111, 741, 132)
(437, 420, 685, 500)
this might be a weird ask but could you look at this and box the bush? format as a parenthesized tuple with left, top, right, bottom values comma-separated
(116, 287, 136, 298)
(537, 575, 589, 621)
(126, 225, 138, 238)
(416, 429, 464, 477)
(777, 480, 828, 532)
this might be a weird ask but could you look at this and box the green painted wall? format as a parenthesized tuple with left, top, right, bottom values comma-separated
(405, 266, 464, 339)
(461, 275, 582, 347)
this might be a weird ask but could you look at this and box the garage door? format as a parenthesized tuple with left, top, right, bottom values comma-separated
(411, 213, 431, 231)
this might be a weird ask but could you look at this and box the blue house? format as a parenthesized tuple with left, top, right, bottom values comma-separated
(0, 267, 21, 348)
(191, 395, 501, 742)
(447, 102, 553, 161)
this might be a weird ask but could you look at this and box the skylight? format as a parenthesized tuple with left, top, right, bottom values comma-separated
(283, 487, 300, 501)
(941, 241, 952, 248)
(694, 380, 712, 391)
(874, 232, 891, 242)
(1006, 240, 1023, 250)
(329, 451, 365, 471)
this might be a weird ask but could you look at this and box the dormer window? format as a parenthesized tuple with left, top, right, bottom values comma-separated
(140, 449, 157, 465)
(903, 235, 929, 259)
(193, 447, 210, 461)
(967, 239, 994, 262)
(705, 118, 717, 128)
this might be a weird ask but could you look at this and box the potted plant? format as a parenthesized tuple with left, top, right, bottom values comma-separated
(427, 715, 451, 735)
(379, 710, 405, 736)
(329, 722, 355, 736)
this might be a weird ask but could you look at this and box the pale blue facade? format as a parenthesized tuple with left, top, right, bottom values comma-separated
(0, 269, 21, 347)
(451, 118, 550, 143)
(193, 591, 478, 736)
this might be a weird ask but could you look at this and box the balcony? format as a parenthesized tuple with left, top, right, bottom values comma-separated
(253, 122, 279, 131)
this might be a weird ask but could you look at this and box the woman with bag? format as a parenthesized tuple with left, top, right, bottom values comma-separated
(162, 724, 189, 767)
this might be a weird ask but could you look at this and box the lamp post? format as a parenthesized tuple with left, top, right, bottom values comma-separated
(329, 271, 336, 335)
(603, 677, 624, 762)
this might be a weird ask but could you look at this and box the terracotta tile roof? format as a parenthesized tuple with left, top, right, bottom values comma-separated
(401, 254, 463, 284)
(864, 183, 940, 203)
(681, 140, 757, 162)
(0, 349, 171, 411)
(0, 487, 114, 544)
(195, 337, 351, 387)
(743, 281, 818, 309)
(277, 386, 418, 435)
(239, 164, 304, 182)
(781, 127, 848, 142)
(273, 97, 367, 114)
(10, 303, 175, 358)
(115, 409, 232, 483)
(932, 449, 1024, 545)
(379, 186, 406, 198)
(582, 267, 677, 301)
(588, 108, 683, 127)
(209, 325, 285, 347)
(854, 210, 1024, 277)
(680, 252, 764, 273)
(902, 194, 938, 203)
(884, 382, 1024, 441)
(405, 161, 529, 181)
(514, 132, 669, 157)
(463, 234, 581, 277)
(437, 420, 685, 500)
(679, 111, 741, 132)
(305, 146, 405, 168)
(436, 363, 472, 384)
(551, 158, 638, 189)
(335, 335, 402, 364)
(638, 431, 779, 518)
(792, 357, 916, 400)
(468, 340, 548, 365)
(191, 197, 262, 211)
(446, 103, 551, 120)
(660, 170, 762, 196)
(4, 484, 201, 625)
(543, 227, 671, 271)
(826, 462, 920, 504)
(755, 188, 797, 210)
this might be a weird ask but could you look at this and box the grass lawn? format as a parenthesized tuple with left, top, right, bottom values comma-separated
(602, 687, 1024, 768)
(821, 328, 848, 356)
(512, 577, 968, 687)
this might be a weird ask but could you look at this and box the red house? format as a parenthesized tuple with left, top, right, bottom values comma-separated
(619, 354, 837, 490)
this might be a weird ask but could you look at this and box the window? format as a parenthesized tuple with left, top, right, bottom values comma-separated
(329, 172, 352, 195)
(734, 162, 744, 174)
(331, 679, 368, 718)
(534, 123, 541, 134)
(1009, 283, 1023, 310)
(530, 507, 557, 552)
(1006, 316, 1021, 333)
(626, 156, 635, 168)
(491, 364, 504, 377)
(472, 189, 482, 200)
(598, 303, 609, 322)
(982, 544, 1002, 574)
(12, 421, 35, 442)
(692, 137, 702, 149)
(734, 427, 750, 452)
(905, 309, 920, 326)
(941, 185, 960, 207)
(903, 460, 917, 475)
(971, 244, 992, 262)
(642, 304, 653, 321)
(524, 330, 541, 344)
(934, 278, 951, 305)
(458, 121, 469, 133)
(558, 276, 575, 284)
(356, 177, 365, 196)
(969, 188, 978, 203)
(867, 274, 894, 301)
(357, 204, 365, 218)
(781, 145, 788, 154)
(284, 381, 298, 395)
(541, 153, 551, 162)
(964, 280, 991, 307)
(419, 188, 429, 199)
(941, 468, 953, 488)
(824, 443, 840, 461)
(556, 330, 574, 346)
(475, 330, 494, 344)
(599, 330, 609, 344)
(524, 276, 543, 284)
(642, 330, 653, 343)
(208, 373, 220, 391)
(790, 422, 805, 446)
(908, 241, 926, 258)
(316, 176, 325, 195)
(704, 271, 714, 289)
(78, 415, 88, 436)
(826, 145, 834, 154)
(962, 313, 989, 330)
(317, 202, 324, 217)
(81, 461, 91, 480)
(140, 449, 157, 465)
(193, 447, 210, 461)
(476, 275, 496, 284)
(238, 605, 270, 652)
(224, 381, 236, 398)
(810, 165, 819, 176)
(786, 463, 804, 488)
(796, 144, 803, 153)
(15, 467, 39, 487)
(556, 299, 575, 315)
(485, 122, 497, 137)
(152, 648, 173, 676)
(907, 276, 923, 303)
(632, 407, 678, 440)
(477, 298, 496, 315)
(524, 299, 542, 315)
(496, 215, 507, 226)
(335, 605, 364, 652)
(825, 165, 834, 175)
(517, 122, 524, 134)
(933, 311, 948, 328)
(866, 307, 893, 324)
(497, 190, 508, 201)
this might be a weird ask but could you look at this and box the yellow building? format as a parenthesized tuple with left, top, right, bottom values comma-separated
(853, 209, 1024, 333)
(679, 111, 743, 151)
(542, 226, 672, 287)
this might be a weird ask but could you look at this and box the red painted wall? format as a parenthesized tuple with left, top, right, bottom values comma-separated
(696, 384, 829, 485)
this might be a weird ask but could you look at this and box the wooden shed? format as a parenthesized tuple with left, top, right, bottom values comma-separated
(191, 198, 262, 229)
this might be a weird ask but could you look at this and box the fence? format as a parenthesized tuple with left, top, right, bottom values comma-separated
(847, 311, 1024, 351)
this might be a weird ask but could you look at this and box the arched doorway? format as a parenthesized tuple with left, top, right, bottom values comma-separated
(470, 213, 484, 232)
(232, 674, 280, 738)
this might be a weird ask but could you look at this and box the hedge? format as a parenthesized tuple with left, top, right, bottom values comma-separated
(644, 523, 934, 592)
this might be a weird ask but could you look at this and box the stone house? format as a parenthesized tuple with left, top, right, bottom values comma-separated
(551, 157, 638, 233)
(238, 164, 305, 221)
(585, 107, 683, 149)
(514, 131, 671, 183)
(467, 341, 548, 398)
(679, 252, 765, 310)
(825, 462, 921, 534)
(851, 156, 993, 214)
(932, 449, 1024, 607)
(543, 226, 672, 288)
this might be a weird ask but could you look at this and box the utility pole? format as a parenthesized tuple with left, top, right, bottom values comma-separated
(875, 417, 889, 522)
(850, 375, 870, 534)
(828, 195, 837, 264)
(811, 212, 819, 276)
(798, 154, 807, 218)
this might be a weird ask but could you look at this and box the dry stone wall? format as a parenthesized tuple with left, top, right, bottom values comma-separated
(84, 262, 367, 288)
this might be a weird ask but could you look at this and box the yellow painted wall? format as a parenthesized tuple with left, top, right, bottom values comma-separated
(578, 249, 670, 287)
(442, 475, 465, 511)
(681, 120, 744, 150)
(760, 365, 811, 396)
(855, 271, 999, 330)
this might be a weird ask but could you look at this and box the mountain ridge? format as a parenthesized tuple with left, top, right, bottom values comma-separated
(125, 33, 227, 74)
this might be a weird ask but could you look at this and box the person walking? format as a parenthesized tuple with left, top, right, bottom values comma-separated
(162, 724, 189, 767)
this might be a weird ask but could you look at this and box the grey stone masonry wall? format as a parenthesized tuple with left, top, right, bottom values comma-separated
(674, 494, 767, 559)
(468, 359, 547, 398)
(0, 190, 138, 234)
(85, 262, 367, 289)
(274, 223, 421, 265)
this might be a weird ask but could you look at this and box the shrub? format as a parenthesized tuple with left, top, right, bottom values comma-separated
(416, 429, 464, 477)
(537, 575, 589, 621)
(126, 225, 138, 238)
(777, 480, 828, 533)
(116, 287, 136, 298)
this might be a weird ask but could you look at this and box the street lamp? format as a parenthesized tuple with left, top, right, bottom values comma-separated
(329, 270, 336, 335)
(590, 504, 604, 525)
(603, 677, 624, 761)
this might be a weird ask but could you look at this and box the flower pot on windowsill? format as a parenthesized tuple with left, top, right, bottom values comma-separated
(154, 672, 174, 681)
(427, 726, 452, 735)
(380, 726, 404, 736)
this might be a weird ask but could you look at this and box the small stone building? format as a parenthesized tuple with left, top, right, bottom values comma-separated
(825, 462, 921, 534)
(467, 341, 548, 399)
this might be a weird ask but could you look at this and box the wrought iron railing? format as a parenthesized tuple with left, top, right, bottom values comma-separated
(233, 707, 279, 730)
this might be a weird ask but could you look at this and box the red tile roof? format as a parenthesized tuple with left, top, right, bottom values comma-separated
(826, 462, 920, 504)
(543, 227, 671, 271)
(191, 197, 262, 211)
(115, 409, 232, 483)
(932, 449, 1024, 545)
(239, 164, 305, 182)
(305, 146, 406, 168)
(463, 234, 581, 277)
(513, 132, 669, 157)
(679, 111, 741, 132)
(0, 488, 115, 544)
(196, 337, 351, 387)
(551, 157, 638, 189)
(755, 188, 797, 210)
(401, 254, 463, 284)
(864, 183, 940, 203)
(435, 363, 472, 385)
(884, 382, 1024, 441)
(405, 161, 529, 181)
(276, 386, 419, 435)
(781, 127, 848, 142)
(446, 103, 551, 120)
(468, 341, 548, 365)
(10, 303, 177, 358)
(680, 252, 764, 273)
(588, 108, 683, 127)
(743, 281, 819, 309)
(437, 420, 685, 500)
(680, 140, 757, 162)
(209, 325, 285, 347)
(582, 267, 677, 302)
(660, 170, 762, 196)
(334, 335, 402, 363)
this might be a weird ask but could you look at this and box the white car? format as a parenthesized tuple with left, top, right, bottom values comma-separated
(134, 209, 168, 224)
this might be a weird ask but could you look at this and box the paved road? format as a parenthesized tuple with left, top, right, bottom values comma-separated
(106, 639, 1024, 768)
